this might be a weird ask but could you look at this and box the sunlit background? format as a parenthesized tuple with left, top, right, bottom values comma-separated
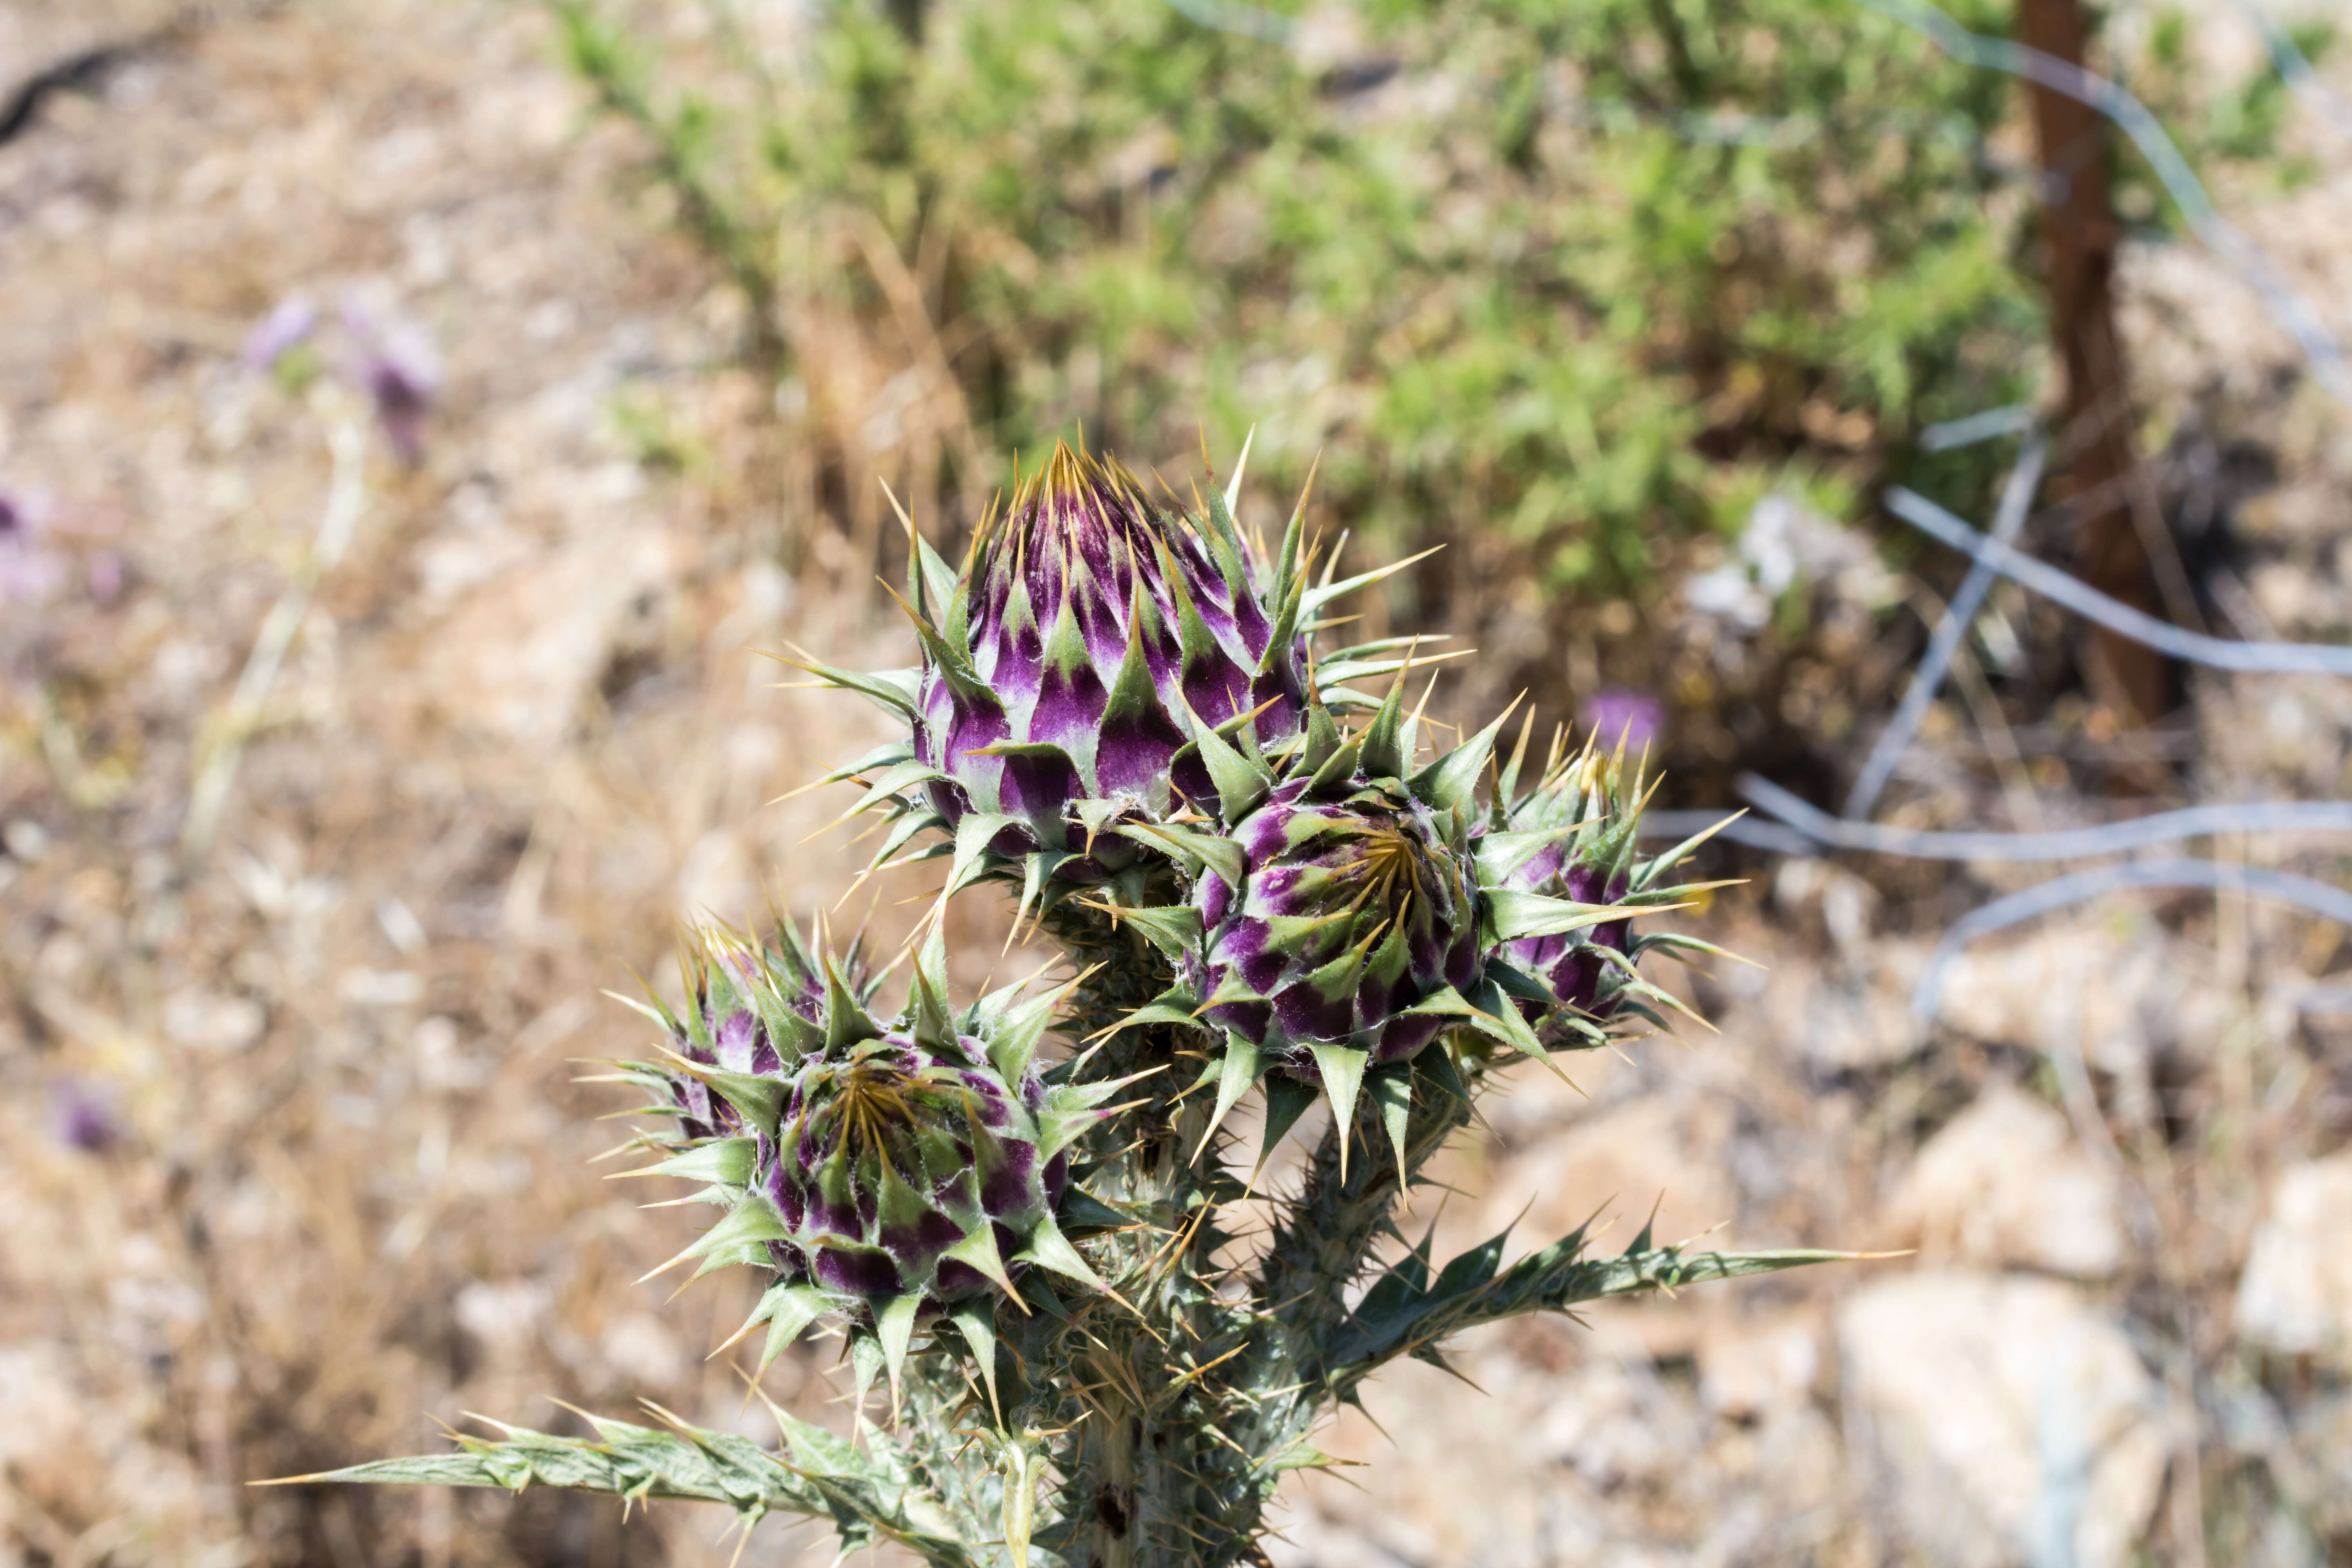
(3, 0, 2350, 1564)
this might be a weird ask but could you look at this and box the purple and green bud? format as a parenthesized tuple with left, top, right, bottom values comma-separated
(793, 435, 1450, 935)
(1107, 682, 1655, 1173)
(914, 442, 1308, 856)
(1190, 778, 1479, 1074)
(613, 925, 1125, 1399)
(1497, 741, 1646, 1020)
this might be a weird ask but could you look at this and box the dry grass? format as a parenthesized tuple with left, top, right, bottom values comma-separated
(4, 4, 2352, 1568)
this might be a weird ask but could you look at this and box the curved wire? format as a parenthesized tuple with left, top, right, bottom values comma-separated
(1159, 0, 1295, 44)
(1742, 775, 2352, 862)
(1845, 436, 2047, 819)
(1637, 809, 1819, 857)
(1889, 487, 2352, 676)
(1920, 404, 2037, 451)
(2233, 0, 2352, 146)
(1913, 858, 2352, 1019)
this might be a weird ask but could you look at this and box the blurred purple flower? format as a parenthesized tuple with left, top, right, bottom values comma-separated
(0, 489, 65, 606)
(1581, 687, 1662, 754)
(339, 295, 441, 465)
(241, 294, 319, 370)
(87, 551, 123, 606)
(53, 1079, 119, 1153)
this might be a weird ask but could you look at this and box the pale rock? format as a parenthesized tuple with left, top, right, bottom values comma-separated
(1838, 1271, 2167, 1568)
(1755, 942, 1925, 1070)
(2249, 559, 2347, 638)
(162, 988, 267, 1053)
(1270, 1325, 1773, 1568)
(2237, 1152, 2352, 1364)
(1932, 927, 2157, 1074)
(1773, 857, 1881, 958)
(1684, 492, 1894, 638)
(1697, 1308, 1824, 1420)
(1274, 1321, 1837, 1568)
(1262, 1514, 1419, 1568)
(1887, 1086, 2125, 1279)
(1272, 1339, 1561, 1568)
(599, 1310, 690, 1389)
(1538, 1353, 1692, 1489)
(0, 1343, 87, 1464)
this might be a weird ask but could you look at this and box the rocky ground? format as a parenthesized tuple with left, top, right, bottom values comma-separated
(3, 4, 2350, 1567)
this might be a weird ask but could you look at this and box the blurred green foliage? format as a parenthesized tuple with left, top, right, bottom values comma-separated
(550, 0, 2314, 603)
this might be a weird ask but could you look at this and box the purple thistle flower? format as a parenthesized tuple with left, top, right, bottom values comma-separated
(0, 489, 65, 607)
(1580, 687, 1661, 755)
(339, 295, 441, 465)
(241, 294, 320, 371)
(617, 922, 1109, 1381)
(53, 1079, 120, 1153)
(1189, 777, 1480, 1076)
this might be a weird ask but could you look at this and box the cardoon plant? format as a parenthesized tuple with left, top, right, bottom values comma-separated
(308, 441, 1837, 1566)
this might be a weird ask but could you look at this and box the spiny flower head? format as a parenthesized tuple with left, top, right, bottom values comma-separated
(648, 918, 864, 1143)
(1098, 679, 1652, 1172)
(894, 440, 1313, 916)
(1191, 777, 1478, 1076)
(610, 927, 1129, 1401)
(924, 441, 1309, 835)
(788, 435, 1437, 934)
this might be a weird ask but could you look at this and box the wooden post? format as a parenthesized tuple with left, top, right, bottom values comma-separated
(2017, 0, 2172, 725)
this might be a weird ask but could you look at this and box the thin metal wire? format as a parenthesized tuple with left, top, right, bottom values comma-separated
(1636, 810, 1819, 857)
(1888, 486, 2352, 676)
(1913, 858, 2352, 1019)
(1856, 0, 2352, 414)
(1920, 404, 2038, 451)
(1846, 435, 2047, 820)
(2232, 0, 2352, 145)
(1744, 775, 2352, 862)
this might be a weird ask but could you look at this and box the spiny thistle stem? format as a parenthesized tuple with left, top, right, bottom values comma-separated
(294, 436, 1852, 1566)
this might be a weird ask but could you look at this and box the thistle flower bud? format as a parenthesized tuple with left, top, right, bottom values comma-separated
(1191, 778, 1478, 1074)
(766, 1031, 1069, 1306)
(795, 435, 1442, 940)
(1109, 681, 1654, 1170)
(1499, 740, 1645, 1019)
(916, 442, 1307, 849)
(616, 924, 1123, 1396)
